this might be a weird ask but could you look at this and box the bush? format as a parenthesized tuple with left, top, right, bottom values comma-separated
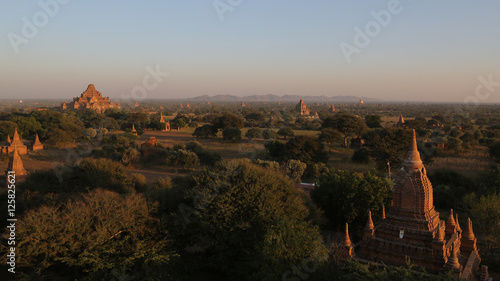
(352, 148, 370, 164)
(222, 127, 242, 142)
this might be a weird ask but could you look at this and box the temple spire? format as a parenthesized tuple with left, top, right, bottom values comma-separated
(381, 205, 386, 220)
(455, 214, 461, 233)
(445, 244, 461, 269)
(365, 211, 374, 230)
(404, 130, 423, 169)
(7, 135, 11, 144)
(7, 146, 27, 176)
(446, 209, 456, 236)
(463, 218, 475, 240)
(13, 128, 20, 142)
(343, 223, 352, 246)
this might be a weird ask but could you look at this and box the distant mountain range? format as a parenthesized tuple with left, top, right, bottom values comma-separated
(185, 94, 380, 102)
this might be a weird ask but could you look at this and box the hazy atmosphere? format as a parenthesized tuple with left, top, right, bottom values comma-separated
(2, 1, 500, 102)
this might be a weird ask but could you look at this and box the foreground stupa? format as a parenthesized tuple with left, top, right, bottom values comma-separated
(354, 130, 489, 279)
(61, 84, 120, 113)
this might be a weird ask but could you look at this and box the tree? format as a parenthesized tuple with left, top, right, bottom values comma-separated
(311, 169, 392, 239)
(363, 128, 413, 172)
(10, 189, 178, 280)
(173, 160, 326, 280)
(446, 137, 463, 153)
(365, 115, 382, 128)
(0, 121, 17, 141)
(264, 140, 287, 162)
(277, 127, 294, 139)
(245, 112, 265, 126)
(462, 193, 500, 256)
(11, 116, 42, 137)
(168, 149, 199, 170)
(322, 113, 366, 147)
(213, 113, 244, 130)
(319, 128, 343, 151)
(245, 128, 262, 140)
(281, 159, 307, 183)
(193, 124, 218, 138)
(262, 129, 277, 140)
(285, 136, 326, 165)
(83, 127, 97, 138)
(222, 127, 242, 142)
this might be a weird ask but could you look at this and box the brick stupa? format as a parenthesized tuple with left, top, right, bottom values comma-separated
(32, 133, 43, 151)
(3, 128, 28, 155)
(295, 98, 310, 116)
(357, 130, 488, 279)
(6, 147, 27, 176)
(61, 84, 120, 114)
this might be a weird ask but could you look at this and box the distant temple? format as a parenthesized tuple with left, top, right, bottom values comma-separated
(159, 113, 171, 131)
(394, 114, 406, 128)
(185, 103, 191, 109)
(1, 128, 28, 155)
(6, 147, 27, 177)
(329, 103, 336, 113)
(359, 98, 364, 105)
(350, 130, 489, 279)
(131, 124, 138, 136)
(295, 98, 310, 116)
(61, 84, 120, 114)
(32, 133, 43, 151)
(241, 102, 246, 107)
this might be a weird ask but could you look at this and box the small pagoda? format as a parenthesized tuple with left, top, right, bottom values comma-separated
(32, 133, 44, 151)
(1, 128, 28, 155)
(6, 147, 27, 177)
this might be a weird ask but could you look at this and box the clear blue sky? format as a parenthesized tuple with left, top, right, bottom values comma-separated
(1, 1, 499, 102)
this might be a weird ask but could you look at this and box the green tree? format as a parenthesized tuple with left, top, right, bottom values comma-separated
(264, 140, 287, 161)
(222, 127, 242, 142)
(311, 169, 392, 239)
(285, 136, 326, 165)
(168, 149, 199, 170)
(245, 128, 262, 140)
(363, 128, 413, 172)
(0, 121, 17, 141)
(322, 113, 366, 147)
(193, 124, 218, 138)
(262, 129, 277, 140)
(364, 114, 382, 128)
(319, 128, 343, 151)
(277, 127, 294, 139)
(213, 113, 244, 130)
(281, 159, 307, 183)
(174, 160, 326, 280)
(9, 189, 178, 280)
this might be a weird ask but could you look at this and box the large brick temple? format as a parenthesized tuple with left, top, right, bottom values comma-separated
(61, 84, 120, 113)
(346, 130, 489, 280)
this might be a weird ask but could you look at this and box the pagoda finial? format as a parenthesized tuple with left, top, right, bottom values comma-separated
(404, 130, 423, 168)
(7, 135, 11, 144)
(436, 223, 445, 241)
(365, 211, 374, 230)
(13, 128, 20, 141)
(463, 218, 475, 240)
(446, 209, 456, 236)
(446, 244, 461, 269)
(381, 205, 386, 220)
(343, 223, 352, 246)
(455, 214, 461, 233)
(35, 133, 40, 143)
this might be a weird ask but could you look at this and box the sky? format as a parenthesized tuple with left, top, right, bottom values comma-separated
(1, 0, 499, 103)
